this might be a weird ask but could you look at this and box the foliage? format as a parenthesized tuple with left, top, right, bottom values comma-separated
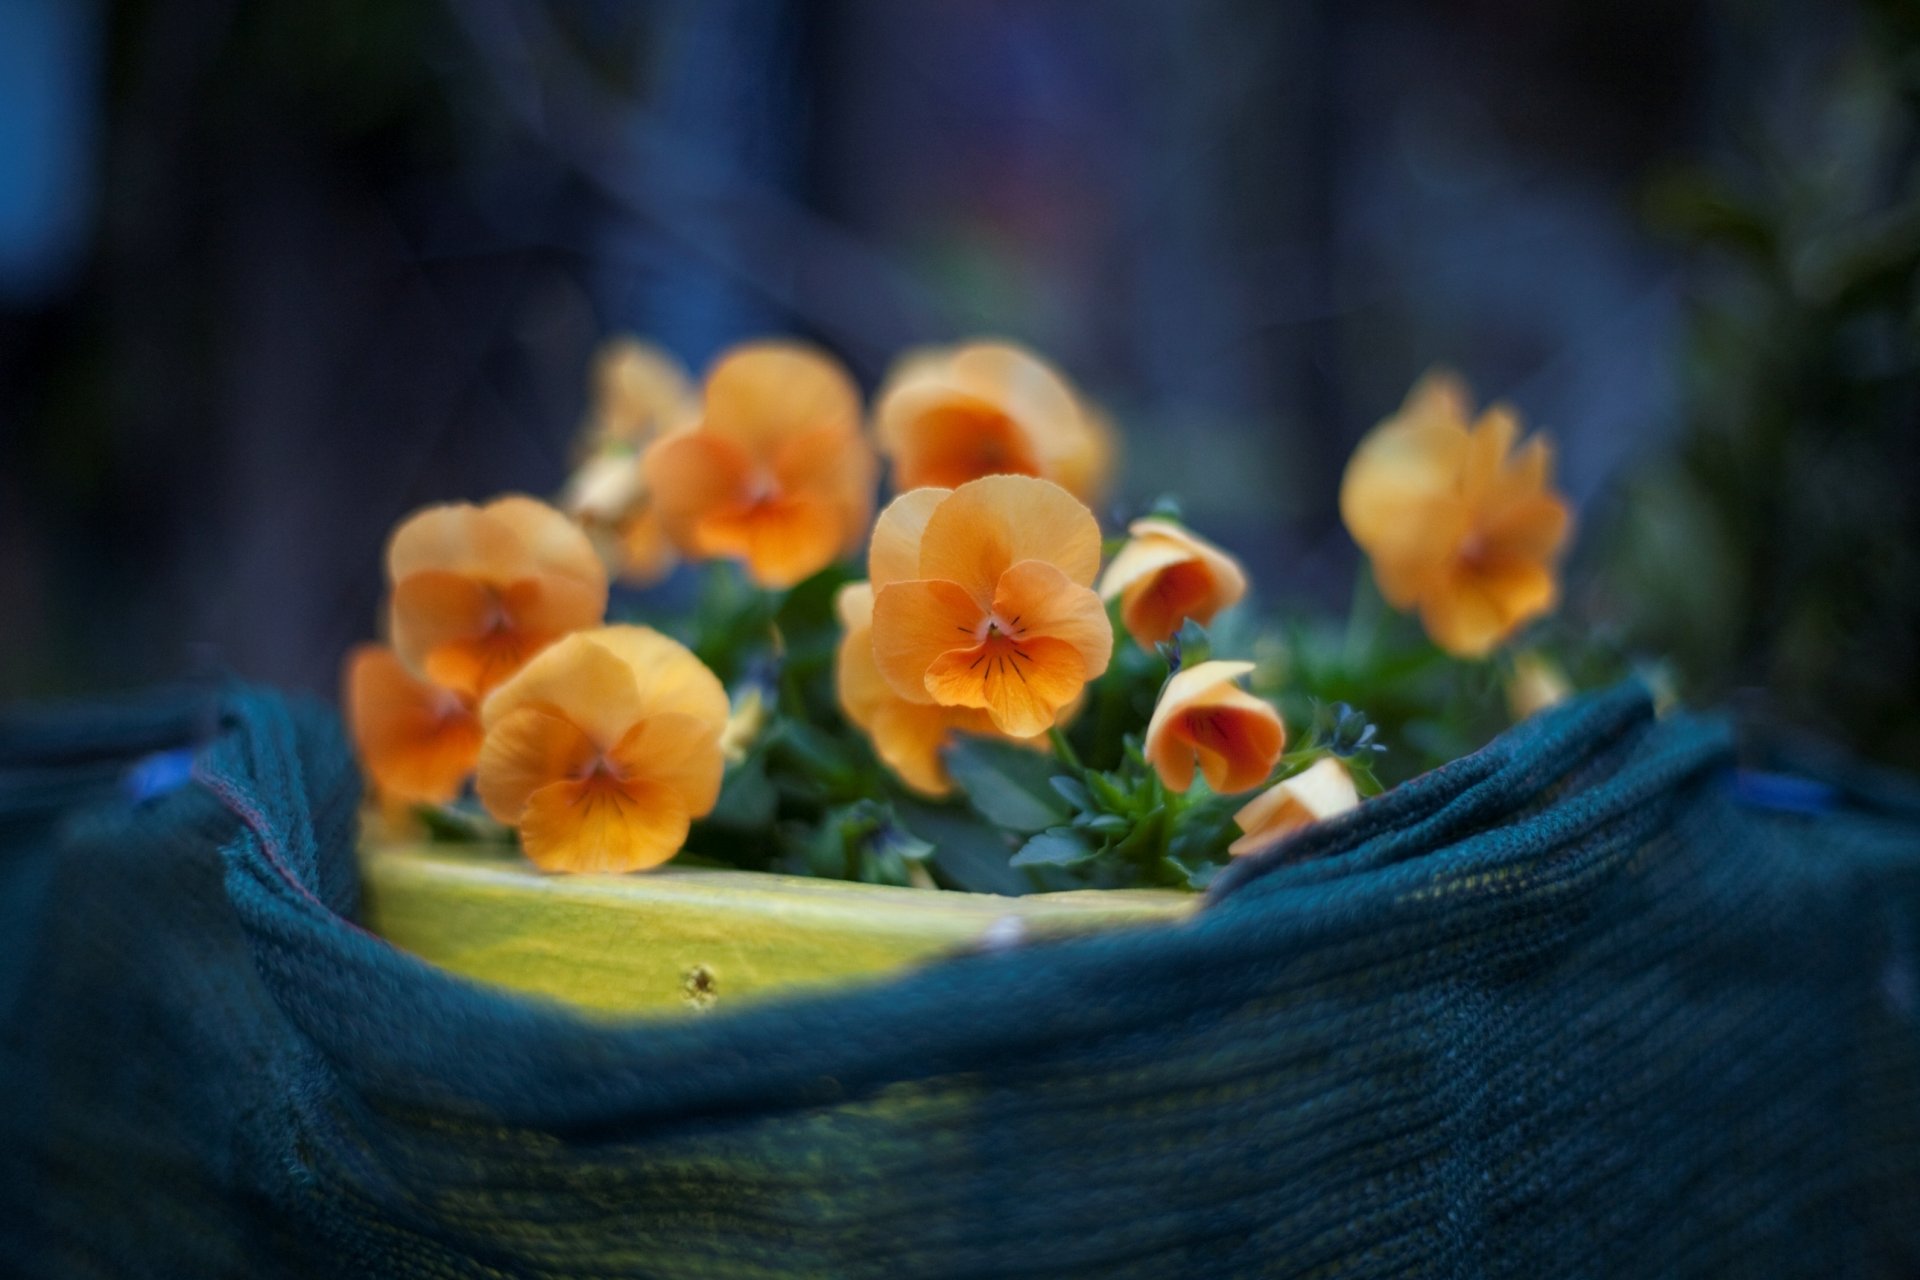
(1597, 1, 1920, 767)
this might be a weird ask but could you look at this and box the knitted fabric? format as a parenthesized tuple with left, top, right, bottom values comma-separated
(2, 681, 1916, 1277)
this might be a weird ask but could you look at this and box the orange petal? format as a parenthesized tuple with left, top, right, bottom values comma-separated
(992, 559, 1113, 682)
(869, 488, 951, 588)
(1228, 758, 1360, 856)
(344, 644, 481, 804)
(1143, 660, 1286, 794)
(586, 337, 695, 448)
(701, 341, 861, 462)
(871, 579, 985, 706)
(772, 423, 877, 557)
(868, 701, 968, 796)
(834, 583, 888, 730)
(945, 342, 1084, 432)
(480, 495, 608, 591)
(925, 634, 1086, 738)
(698, 491, 848, 588)
(475, 705, 599, 824)
(1099, 519, 1247, 648)
(518, 774, 689, 874)
(580, 626, 730, 730)
(422, 627, 551, 704)
(605, 712, 726, 819)
(643, 431, 756, 548)
(387, 502, 530, 584)
(1344, 385, 1474, 571)
(917, 475, 1103, 606)
(879, 387, 1044, 492)
(388, 569, 495, 677)
(1481, 491, 1572, 564)
(1419, 558, 1559, 658)
(615, 504, 679, 585)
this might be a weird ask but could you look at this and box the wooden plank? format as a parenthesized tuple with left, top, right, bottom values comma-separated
(358, 843, 1194, 1019)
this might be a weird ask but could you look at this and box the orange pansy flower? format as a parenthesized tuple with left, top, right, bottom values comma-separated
(1227, 757, 1360, 857)
(643, 342, 876, 589)
(1340, 370, 1574, 658)
(343, 643, 483, 805)
(868, 476, 1113, 740)
(875, 340, 1113, 503)
(1098, 517, 1248, 649)
(386, 495, 608, 701)
(835, 581, 1007, 796)
(476, 626, 729, 874)
(1143, 660, 1285, 794)
(563, 338, 696, 586)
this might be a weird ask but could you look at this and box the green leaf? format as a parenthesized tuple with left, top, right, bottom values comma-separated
(894, 801, 1029, 895)
(1011, 827, 1097, 868)
(774, 562, 855, 635)
(708, 751, 777, 829)
(1049, 775, 1094, 811)
(1074, 812, 1131, 837)
(944, 736, 1073, 833)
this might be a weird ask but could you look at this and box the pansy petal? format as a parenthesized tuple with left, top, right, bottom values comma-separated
(388, 570, 495, 675)
(1419, 559, 1558, 658)
(1339, 415, 1471, 559)
(772, 423, 877, 556)
(568, 626, 730, 731)
(1097, 533, 1194, 601)
(871, 579, 984, 705)
(518, 776, 689, 874)
(918, 475, 1103, 604)
(475, 706, 598, 824)
(992, 560, 1113, 680)
(1101, 519, 1247, 648)
(692, 492, 846, 588)
(344, 645, 481, 804)
(615, 504, 679, 585)
(702, 342, 861, 460)
(878, 385, 1044, 493)
(423, 629, 552, 704)
(387, 502, 530, 584)
(1144, 660, 1283, 794)
(607, 712, 726, 818)
(1482, 491, 1572, 563)
(480, 631, 644, 748)
(588, 337, 694, 447)
(482, 495, 606, 587)
(1228, 758, 1359, 856)
(868, 702, 965, 796)
(869, 488, 951, 588)
(1462, 406, 1521, 506)
(499, 574, 609, 648)
(834, 586, 888, 730)
(643, 431, 756, 546)
(926, 634, 1085, 739)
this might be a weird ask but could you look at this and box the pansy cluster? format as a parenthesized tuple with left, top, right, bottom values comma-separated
(347, 338, 1579, 889)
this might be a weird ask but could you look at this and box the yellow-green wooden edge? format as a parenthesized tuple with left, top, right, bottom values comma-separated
(358, 842, 1195, 1019)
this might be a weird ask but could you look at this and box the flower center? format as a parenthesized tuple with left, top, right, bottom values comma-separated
(975, 611, 1028, 644)
(1457, 529, 1490, 568)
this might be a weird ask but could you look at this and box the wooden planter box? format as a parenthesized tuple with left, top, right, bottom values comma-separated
(358, 842, 1195, 1017)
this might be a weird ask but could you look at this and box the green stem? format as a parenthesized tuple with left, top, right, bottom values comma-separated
(1048, 726, 1083, 772)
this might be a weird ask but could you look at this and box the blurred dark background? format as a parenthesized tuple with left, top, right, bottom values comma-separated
(2, 0, 1916, 766)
